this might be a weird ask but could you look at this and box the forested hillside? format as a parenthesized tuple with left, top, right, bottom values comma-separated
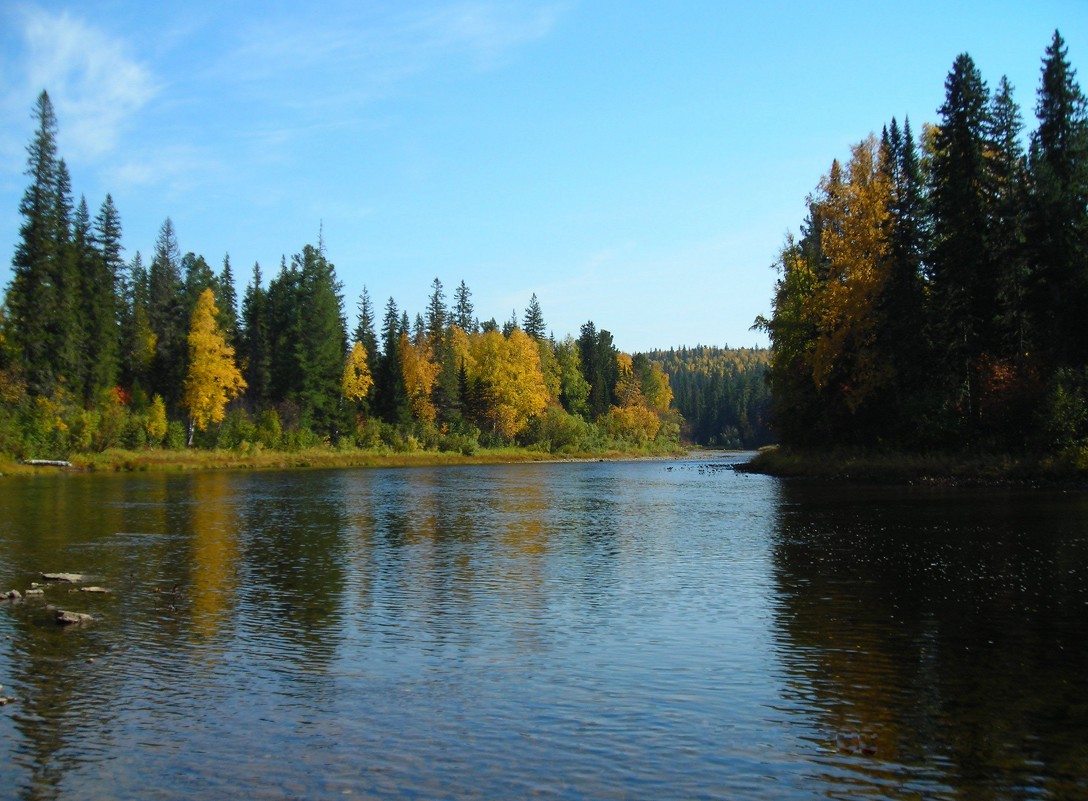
(756, 31, 1088, 455)
(0, 91, 683, 459)
(646, 347, 772, 448)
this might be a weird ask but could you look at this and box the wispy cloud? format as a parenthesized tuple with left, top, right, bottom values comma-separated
(13, 5, 158, 160)
(220, 2, 566, 118)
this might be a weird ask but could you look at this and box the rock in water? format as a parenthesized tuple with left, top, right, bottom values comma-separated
(55, 610, 94, 626)
(79, 587, 110, 594)
(4, 590, 21, 600)
(42, 573, 86, 583)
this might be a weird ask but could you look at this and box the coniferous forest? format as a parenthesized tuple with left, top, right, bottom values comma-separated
(756, 31, 1088, 459)
(0, 90, 695, 462)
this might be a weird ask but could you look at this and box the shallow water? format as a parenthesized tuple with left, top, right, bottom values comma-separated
(0, 456, 1085, 799)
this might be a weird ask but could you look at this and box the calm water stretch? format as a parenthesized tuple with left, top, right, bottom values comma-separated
(0, 455, 1086, 800)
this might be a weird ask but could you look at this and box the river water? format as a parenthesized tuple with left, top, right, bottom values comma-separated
(0, 454, 1086, 800)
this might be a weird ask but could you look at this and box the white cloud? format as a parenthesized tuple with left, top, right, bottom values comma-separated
(16, 6, 157, 160)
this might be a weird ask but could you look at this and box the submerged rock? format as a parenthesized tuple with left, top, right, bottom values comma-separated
(78, 586, 110, 594)
(42, 573, 86, 583)
(4, 590, 21, 600)
(24, 588, 44, 597)
(55, 610, 94, 626)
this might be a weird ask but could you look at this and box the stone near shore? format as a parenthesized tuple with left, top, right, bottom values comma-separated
(4, 590, 21, 600)
(78, 586, 110, 594)
(55, 610, 94, 626)
(42, 573, 87, 583)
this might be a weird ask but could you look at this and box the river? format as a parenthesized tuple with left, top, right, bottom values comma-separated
(0, 454, 1086, 800)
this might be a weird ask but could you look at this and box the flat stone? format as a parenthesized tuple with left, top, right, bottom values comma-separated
(42, 573, 86, 583)
(55, 610, 94, 626)
(4, 590, 21, 600)
(25, 588, 44, 597)
(78, 587, 110, 594)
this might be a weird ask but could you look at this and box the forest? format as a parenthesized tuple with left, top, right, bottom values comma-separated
(0, 90, 702, 461)
(756, 31, 1088, 458)
(645, 346, 771, 449)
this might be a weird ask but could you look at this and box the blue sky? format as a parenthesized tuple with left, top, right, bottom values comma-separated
(1, 1, 1085, 352)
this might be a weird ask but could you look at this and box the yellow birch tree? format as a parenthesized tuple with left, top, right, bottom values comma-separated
(342, 341, 373, 404)
(182, 288, 246, 445)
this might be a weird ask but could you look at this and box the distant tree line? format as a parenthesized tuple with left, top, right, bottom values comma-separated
(0, 91, 682, 458)
(646, 346, 772, 448)
(756, 31, 1088, 454)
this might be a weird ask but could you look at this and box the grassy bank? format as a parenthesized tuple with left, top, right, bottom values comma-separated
(738, 446, 1088, 487)
(0, 443, 686, 476)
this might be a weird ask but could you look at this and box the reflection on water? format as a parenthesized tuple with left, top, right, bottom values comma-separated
(0, 460, 1085, 799)
(769, 483, 1088, 800)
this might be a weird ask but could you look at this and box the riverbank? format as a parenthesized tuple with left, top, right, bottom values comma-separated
(0, 444, 689, 476)
(737, 446, 1088, 487)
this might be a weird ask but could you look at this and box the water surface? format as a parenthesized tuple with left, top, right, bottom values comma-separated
(0, 456, 1085, 799)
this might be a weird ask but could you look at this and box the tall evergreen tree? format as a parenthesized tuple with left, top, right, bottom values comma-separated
(927, 53, 996, 430)
(523, 293, 546, 339)
(87, 194, 124, 399)
(49, 160, 82, 392)
(375, 297, 408, 423)
(425, 277, 447, 347)
(354, 286, 380, 405)
(240, 262, 271, 409)
(1029, 30, 1088, 363)
(7, 90, 61, 395)
(453, 280, 476, 332)
(987, 77, 1031, 357)
(295, 244, 348, 436)
(148, 218, 187, 409)
(217, 254, 238, 347)
(120, 251, 154, 391)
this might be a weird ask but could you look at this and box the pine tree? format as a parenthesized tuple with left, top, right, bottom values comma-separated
(88, 194, 124, 400)
(295, 244, 348, 436)
(425, 277, 447, 347)
(375, 297, 408, 423)
(523, 293, 546, 339)
(8, 91, 61, 395)
(266, 256, 302, 404)
(1029, 30, 1088, 363)
(240, 262, 271, 408)
(927, 53, 996, 429)
(148, 218, 187, 410)
(453, 280, 476, 332)
(987, 77, 1031, 357)
(216, 254, 238, 347)
(120, 251, 155, 390)
(49, 160, 81, 392)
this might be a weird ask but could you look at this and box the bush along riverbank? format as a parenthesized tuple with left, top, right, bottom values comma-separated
(1, 440, 689, 476)
(737, 446, 1088, 488)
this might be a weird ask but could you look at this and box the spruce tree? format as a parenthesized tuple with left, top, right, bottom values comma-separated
(240, 262, 271, 409)
(148, 218, 187, 410)
(523, 293, 546, 339)
(88, 194, 124, 400)
(453, 280, 475, 332)
(296, 244, 348, 436)
(375, 297, 408, 423)
(1029, 30, 1088, 363)
(216, 254, 238, 347)
(927, 53, 996, 429)
(8, 91, 61, 395)
(425, 277, 447, 347)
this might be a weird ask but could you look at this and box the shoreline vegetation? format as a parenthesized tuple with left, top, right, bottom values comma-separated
(0, 442, 692, 476)
(739, 446, 1088, 487)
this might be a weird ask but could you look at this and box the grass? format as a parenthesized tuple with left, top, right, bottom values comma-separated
(738, 445, 1088, 486)
(0, 443, 685, 476)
